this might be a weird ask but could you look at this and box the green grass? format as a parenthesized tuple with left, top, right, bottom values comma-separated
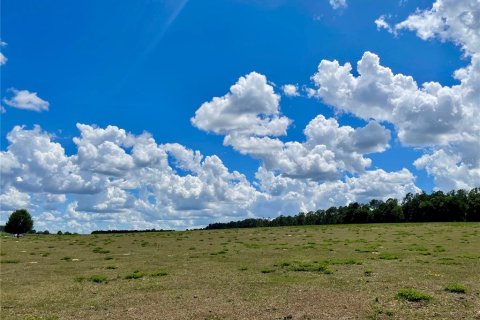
(444, 283, 466, 293)
(378, 252, 399, 260)
(396, 289, 432, 302)
(125, 270, 144, 279)
(1, 222, 479, 319)
(88, 275, 108, 283)
(0, 259, 19, 264)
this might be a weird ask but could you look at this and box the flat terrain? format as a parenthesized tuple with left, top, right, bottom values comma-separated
(1, 223, 479, 319)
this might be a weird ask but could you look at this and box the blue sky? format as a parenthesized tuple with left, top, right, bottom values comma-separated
(1, 0, 479, 232)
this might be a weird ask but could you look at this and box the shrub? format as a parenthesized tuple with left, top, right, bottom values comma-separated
(1, 259, 19, 264)
(260, 268, 275, 274)
(378, 253, 399, 260)
(125, 270, 144, 279)
(286, 261, 333, 274)
(444, 283, 466, 293)
(89, 275, 108, 283)
(92, 247, 110, 254)
(396, 289, 432, 302)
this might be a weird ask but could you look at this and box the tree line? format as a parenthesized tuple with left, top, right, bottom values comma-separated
(205, 188, 480, 230)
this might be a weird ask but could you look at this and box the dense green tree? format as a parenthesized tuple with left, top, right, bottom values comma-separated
(4, 209, 34, 236)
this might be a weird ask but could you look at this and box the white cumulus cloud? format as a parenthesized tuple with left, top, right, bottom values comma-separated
(3, 89, 50, 112)
(281, 84, 300, 97)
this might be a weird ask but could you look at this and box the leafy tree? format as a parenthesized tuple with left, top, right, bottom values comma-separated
(4, 209, 34, 237)
(204, 187, 480, 230)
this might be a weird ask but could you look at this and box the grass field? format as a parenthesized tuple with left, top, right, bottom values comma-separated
(1, 223, 479, 319)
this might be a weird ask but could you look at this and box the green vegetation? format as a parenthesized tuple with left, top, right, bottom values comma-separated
(444, 283, 467, 293)
(89, 275, 108, 283)
(206, 188, 480, 229)
(396, 289, 432, 302)
(4, 209, 33, 236)
(125, 270, 144, 279)
(378, 252, 399, 260)
(1, 222, 479, 319)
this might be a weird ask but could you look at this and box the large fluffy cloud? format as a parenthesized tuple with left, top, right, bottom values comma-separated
(253, 167, 419, 217)
(0, 121, 410, 232)
(309, 0, 480, 190)
(194, 72, 392, 181)
(394, 0, 480, 57)
(191, 72, 290, 137)
(0, 124, 263, 231)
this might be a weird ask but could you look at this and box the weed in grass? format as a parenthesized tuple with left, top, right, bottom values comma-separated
(239, 266, 248, 271)
(378, 253, 399, 260)
(24, 316, 59, 320)
(151, 271, 168, 277)
(89, 275, 108, 283)
(106, 266, 117, 270)
(61, 256, 72, 262)
(1, 259, 19, 264)
(419, 251, 432, 256)
(285, 261, 333, 274)
(364, 269, 373, 276)
(459, 253, 480, 259)
(396, 289, 432, 302)
(329, 258, 362, 265)
(444, 283, 466, 293)
(261, 268, 275, 274)
(438, 257, 461, 265)
(92, 247, 110, 254)
(41, 252, 50, 257)
(104, 256, 114, 260)
(210, 249, 228, 255)
(125, 270, 144, 279)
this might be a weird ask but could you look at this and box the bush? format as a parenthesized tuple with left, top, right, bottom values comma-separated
(89, 275, 108, 283)
(444, 283, 466, 293)
(125, 270, 144, 279)
(396, 289, 432, 302)
(92, 247, 110, 254)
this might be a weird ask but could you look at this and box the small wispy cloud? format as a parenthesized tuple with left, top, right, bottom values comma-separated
(3, 88, 50, 112)
(281, 84, 300, 97)
(329, 0, 347, 10)
(375, 15, 394, 34)
(0, 40, 7, 66)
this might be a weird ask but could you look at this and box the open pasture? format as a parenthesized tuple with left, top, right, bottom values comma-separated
(1, 223, 479, 319)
